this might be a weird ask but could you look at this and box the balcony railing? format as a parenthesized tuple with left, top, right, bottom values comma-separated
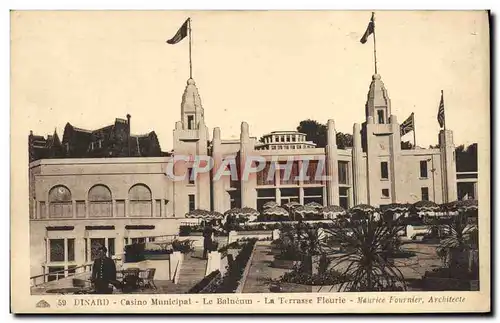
(30, 263, 93, 288)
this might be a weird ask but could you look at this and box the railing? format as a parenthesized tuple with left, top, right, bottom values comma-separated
(30, 263, 93, 288)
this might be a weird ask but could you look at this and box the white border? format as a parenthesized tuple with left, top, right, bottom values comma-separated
(4, 1, 497, 322)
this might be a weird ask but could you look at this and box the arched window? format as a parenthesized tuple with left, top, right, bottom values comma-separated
(88, 185, 112, 218)
(128, 184, 152, 217)
(48, 185, 72, 218)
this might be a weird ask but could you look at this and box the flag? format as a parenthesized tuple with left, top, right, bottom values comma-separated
(437, 90, 445, 128)
(400, 112, 415, 136)
(360, 12, 375, 44)
(167, 18, 189, 44)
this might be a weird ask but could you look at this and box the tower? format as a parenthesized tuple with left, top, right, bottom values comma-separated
(172, 78, 210, 216)
(362, 74, 403, 206)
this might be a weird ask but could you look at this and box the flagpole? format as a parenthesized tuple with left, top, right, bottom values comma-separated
(372, 12, 378, 75)
(188, 18, 192, 79)
(412, 113, 417, 149)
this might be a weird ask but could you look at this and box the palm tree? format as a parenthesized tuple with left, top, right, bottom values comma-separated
(324, 207, 407, 291)
(437, 201, 478, 271)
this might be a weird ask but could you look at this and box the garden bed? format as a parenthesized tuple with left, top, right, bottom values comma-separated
(272, 259, 301, 269)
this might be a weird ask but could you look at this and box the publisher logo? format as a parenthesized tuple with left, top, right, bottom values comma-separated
(36, 300, 50, 308)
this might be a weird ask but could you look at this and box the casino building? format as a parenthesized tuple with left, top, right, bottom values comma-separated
(28, 73, 459, 278)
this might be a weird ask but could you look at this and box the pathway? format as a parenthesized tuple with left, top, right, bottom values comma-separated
(241, 242, 291, 293)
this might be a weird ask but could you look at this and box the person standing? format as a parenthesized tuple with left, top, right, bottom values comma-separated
(202, 223, 213, 259)
(91, 246, 117, 294)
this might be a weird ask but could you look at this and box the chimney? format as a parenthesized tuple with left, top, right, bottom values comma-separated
(126, 114, 131, 156)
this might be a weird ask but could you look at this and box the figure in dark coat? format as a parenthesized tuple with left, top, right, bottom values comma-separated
(91, 246, 117, 294)
(202, 224, 214, 259)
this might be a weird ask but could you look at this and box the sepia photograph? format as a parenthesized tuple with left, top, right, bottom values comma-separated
(10, 9, 490, 313)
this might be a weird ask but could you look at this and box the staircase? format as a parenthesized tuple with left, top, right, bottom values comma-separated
(176, 250, 208, 291)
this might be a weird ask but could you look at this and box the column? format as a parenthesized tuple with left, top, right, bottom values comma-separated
(151, 199, 156, 218)
(45, 237, 50, 264)
(86, 238, 91, 263)
(299, 187, 304, 205)
(85, 200, 89, 218)
(64, 238, 68, 277)
(36, 201, 40, 219)
(71, 200, 76, 218)
(439, 130, 458, 202)
(389, 115, 403, 203)
(473, 182, 478, 200)
(212, 127, 225, 213)
(325, 119, 339, 206)
(112, 199, 117, 218)
(240, 122, 257, 208)
(125, 199, 129, 217)
(352, 123, 366, 205)
(196, 119, 211, 210)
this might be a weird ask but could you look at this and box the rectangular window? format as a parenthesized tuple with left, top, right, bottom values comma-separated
(67, 238, 75, 261)
(286, 135, 290, 142)
(339, 187, 350, 209)
(188, 167, 195, 184)
(108, 238, 115, 256)
(382, 189, 390, 198)
(380, 162, 389, 179)
(49, 239, 65, 262)
(377, 110, 385, 124)
(187, 115, 194, 129)
(338, 161, 349, 185)
(421, 187, 429, 201)
(188, 194, 195, 211)
(420, 160, 428, 178)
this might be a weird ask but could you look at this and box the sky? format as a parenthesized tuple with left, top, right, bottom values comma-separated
(11, 10, 490, 151)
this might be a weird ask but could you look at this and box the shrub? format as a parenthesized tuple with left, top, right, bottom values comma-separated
(124, 243, 145, 262)
(188, 270, 223, 294)
(280, 269, 345, 286)
(214, 239, 257, 293)
(172, 239, 195, 254)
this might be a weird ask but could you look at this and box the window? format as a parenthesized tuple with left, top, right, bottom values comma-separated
(128, 184, 152, 217)
(188, 167, 195, 184)
(339, 187, 350, 209)
(380, 162, 389, 179)
(67, 238, 75, 261)
(286, 135, 290, 142)
(88, 185, 112, 218)
(382, 189, 390, 198)
(49, 239, 65, 262)
(338, 161, 349, 185)
(187, 115, 194, 129)
(188, 194, 195, 212)
(108, 238, 115, 256)
(292, 136, 296, 142)
(377, 110, 385, 124)
(421, 187, 429, 201)
(48, 185, 72, 218)
(420, 160, 428, 178)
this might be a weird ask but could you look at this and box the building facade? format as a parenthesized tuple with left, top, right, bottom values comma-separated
(29, 73, 459, 278)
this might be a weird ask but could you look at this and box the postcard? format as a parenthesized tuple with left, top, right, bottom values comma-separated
(10, 10, 490, 314)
